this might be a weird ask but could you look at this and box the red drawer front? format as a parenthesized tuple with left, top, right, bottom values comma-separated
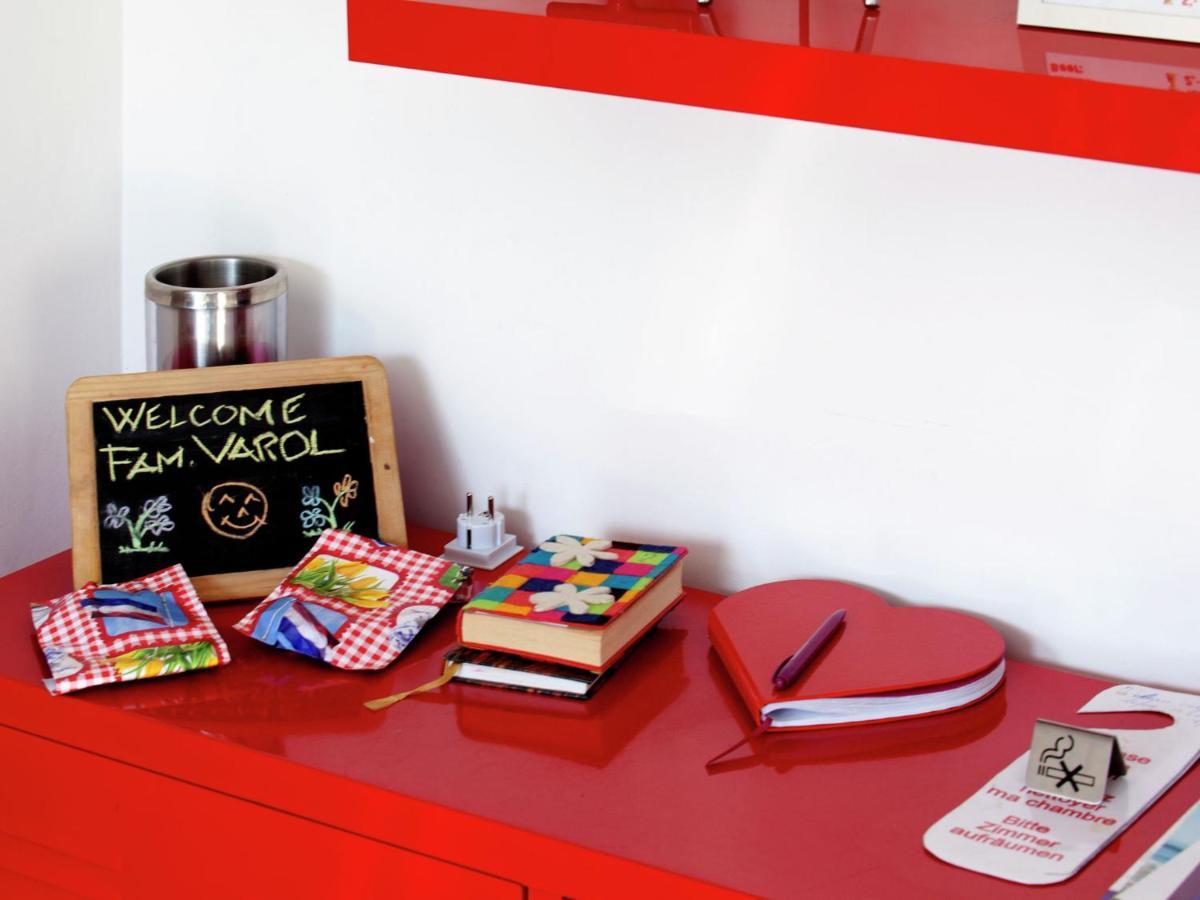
(0, 726, 522, 899)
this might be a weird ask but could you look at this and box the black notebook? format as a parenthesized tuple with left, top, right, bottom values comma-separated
(444, 646, 615, 700)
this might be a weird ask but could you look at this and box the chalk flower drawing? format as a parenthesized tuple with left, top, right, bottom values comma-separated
(539, 536, 619, 568)
(530, 583, 615, 615)
(103, 503, 130, 529)
(104, 496, 175, 554)
(334, 474, 358, 507)
(298, 475, 360, 537)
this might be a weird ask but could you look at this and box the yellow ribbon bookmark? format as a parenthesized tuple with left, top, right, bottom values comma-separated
(364, 664, 461, 711)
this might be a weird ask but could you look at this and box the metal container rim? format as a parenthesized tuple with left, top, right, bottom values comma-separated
(145, 256, 287, 309)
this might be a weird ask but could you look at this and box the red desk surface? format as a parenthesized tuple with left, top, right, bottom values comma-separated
(2, 527, 1198, 897)
(348, 0, 1200, 173)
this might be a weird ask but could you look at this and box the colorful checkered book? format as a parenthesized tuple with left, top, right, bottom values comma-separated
(458, 535, 688, 671)
(234, 529, 466, 670)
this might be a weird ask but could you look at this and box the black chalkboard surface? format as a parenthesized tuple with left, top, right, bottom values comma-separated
(68, 357, 406, 601)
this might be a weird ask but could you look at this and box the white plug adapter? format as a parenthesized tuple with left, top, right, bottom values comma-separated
(442, 492, 522, 569)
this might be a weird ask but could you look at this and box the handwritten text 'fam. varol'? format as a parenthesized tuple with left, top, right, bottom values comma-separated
(96, 395, 344, 482)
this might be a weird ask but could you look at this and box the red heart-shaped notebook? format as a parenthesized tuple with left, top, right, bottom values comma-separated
(709, 580, 1005, 730)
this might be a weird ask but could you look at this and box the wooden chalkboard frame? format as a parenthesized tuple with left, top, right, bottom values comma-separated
(66, 356, 406, 601)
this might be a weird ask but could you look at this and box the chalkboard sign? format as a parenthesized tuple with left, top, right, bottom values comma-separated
(67, 356, 406, 601)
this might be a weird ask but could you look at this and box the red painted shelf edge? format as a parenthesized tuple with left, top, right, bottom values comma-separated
(348, 0, 1200, 174)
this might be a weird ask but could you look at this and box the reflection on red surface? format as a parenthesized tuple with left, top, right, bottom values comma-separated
(349, 0, 1200, 172)
(1019, 23, 1200, 90)
(407, 0, 1200, 82)
(547, 0, 720, 36)
(47, 602, 400, 754)
(448, 627, 688, 767)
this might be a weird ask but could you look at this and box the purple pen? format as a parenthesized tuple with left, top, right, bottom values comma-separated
(772, 608, 847, 691)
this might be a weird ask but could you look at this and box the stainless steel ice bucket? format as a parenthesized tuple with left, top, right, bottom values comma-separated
(145, 256, 287, 370)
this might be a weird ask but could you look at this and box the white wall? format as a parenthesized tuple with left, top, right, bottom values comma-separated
(121, 0, 1200, 689)
(0, 1, 122, 574)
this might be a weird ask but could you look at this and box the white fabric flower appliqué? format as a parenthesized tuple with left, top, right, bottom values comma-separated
(540, 535, 619, 568)
(530, 584, 614, 615)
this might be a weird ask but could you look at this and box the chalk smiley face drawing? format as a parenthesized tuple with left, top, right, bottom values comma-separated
(202, 482, 269, 539)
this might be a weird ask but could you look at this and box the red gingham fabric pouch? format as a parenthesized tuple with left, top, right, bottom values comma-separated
(31, 564, 231, 695)
(233, 530, 465, 670)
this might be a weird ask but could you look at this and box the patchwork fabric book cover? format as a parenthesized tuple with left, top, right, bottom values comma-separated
(463, 535, 688, 627)
(233, 529, 465, 670)
(31, 564, 231, 695)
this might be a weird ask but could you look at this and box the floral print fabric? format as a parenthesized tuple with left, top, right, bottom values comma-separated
(233, 529, 465, 670)
(31, 564, 230, 695)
